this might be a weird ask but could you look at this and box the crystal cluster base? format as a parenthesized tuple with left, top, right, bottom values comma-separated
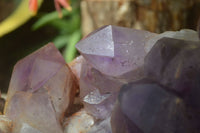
(1, 25, 200, 133)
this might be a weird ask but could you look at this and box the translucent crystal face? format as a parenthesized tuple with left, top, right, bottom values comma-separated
(76, 25, 156, 77)
(111, 81, 200, 133)
(145, 29, 199, 53)
(76, 25, 114, 57)
(6, 43, 66, 102)
(145, 37, 200, 109)
(79, 59, 119, 119)
(4, 43, 78, 133)
(3, 25, 200, 133)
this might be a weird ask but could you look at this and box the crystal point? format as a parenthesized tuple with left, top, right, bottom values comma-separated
(5, 43, 78, 132)
(78, 26, 156, 120)
(76, 25, 114, 57)
(76, 25, 156, 76)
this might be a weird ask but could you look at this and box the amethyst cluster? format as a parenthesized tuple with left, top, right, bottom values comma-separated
(2, 25, 200, 133)
(76, 25, 156, 120)
(4, 44, 78, 133)
(112, 37, 200, 133)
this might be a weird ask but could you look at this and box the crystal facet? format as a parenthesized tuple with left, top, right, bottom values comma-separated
(77, 25, 156, 119)
(0, 115, 12, 133)
(4, 43, 78, 133)
(2, 25, 200, 133)
(145, 37, 200, 109)
(76, 25, 156, 77)
(111, 81, 200, 133)
(145, 29, 199, 53)
(79, 59, 121, 119)
(63, 110, 94, 133)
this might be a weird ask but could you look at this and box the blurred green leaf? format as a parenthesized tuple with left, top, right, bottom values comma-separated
(49, 14, 80, 33)
(48, 19, 72, 33)
(31, 0, 81, 62)
(53, 34, 69, 49)
(32, 9, 74, 30)
(64, 30, 81, 63)
(70, 13, 81, 31)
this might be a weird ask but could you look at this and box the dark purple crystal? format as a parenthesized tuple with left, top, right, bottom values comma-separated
(144, 37, 200, 109)
(111, 80, 200, 133)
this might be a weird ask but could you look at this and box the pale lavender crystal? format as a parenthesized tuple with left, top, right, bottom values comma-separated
(76, 25, 156, 77)
(80, 59, 120, 119)
(5, 43, 78, 132)
(77, 26, 156, 120)
(6, 92, 63, 133)
(6, 43, 66, 101)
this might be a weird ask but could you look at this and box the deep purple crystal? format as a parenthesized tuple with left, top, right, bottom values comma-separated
(144, 37, 200, 109)
(111, 80, 200, 133)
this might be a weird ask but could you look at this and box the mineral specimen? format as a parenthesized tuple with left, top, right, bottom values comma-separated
(144, 37, 200, 81)
(144, 29, 199, 53)
(88, 116, 112, 133)
(2, 25, 200, 133)
(76, 25, 156, 77)
(144, 37, 200, 109)
(4, 43, 79, 133)
(63, 110, 94, 133)
(0, 115, 12, 133)
(69, 55, 84, 81)
(79, 59, 120, 119)
(76, 25, 156, 119)
(111, 80, 200, 133)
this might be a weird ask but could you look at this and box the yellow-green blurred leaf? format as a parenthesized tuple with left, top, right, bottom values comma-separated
(0, 0, 43, 38)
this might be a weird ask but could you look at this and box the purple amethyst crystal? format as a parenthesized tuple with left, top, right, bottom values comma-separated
(144, 37, 200, 82)
(111, 80, 200, 133)
(79, 59, 120, 119)
(144, 37, 200, 109)
(76, 25, 156, 77)
(6, 92, 64, 133)
(76, 25, 156, 119)
(4, 43, 78, 132)
(4, 25, 200, 133)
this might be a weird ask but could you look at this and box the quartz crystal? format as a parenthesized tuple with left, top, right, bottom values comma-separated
(76, 25, 156, 77)
(69, 55, 84, 80)
(145, 37, 200, 109)
(4, 43, 78, 133)
(0, 115, 12, 133)
(63, 110, 94, 133)
(77, 25, 156, 119)
(111, 80, 200, 133)
(145, 37, 200, 82)
(145, 29, 199, 53)
(2, 25, 200, 133)
(88, 116, 112, 133)
(80, 59, 120, 119)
